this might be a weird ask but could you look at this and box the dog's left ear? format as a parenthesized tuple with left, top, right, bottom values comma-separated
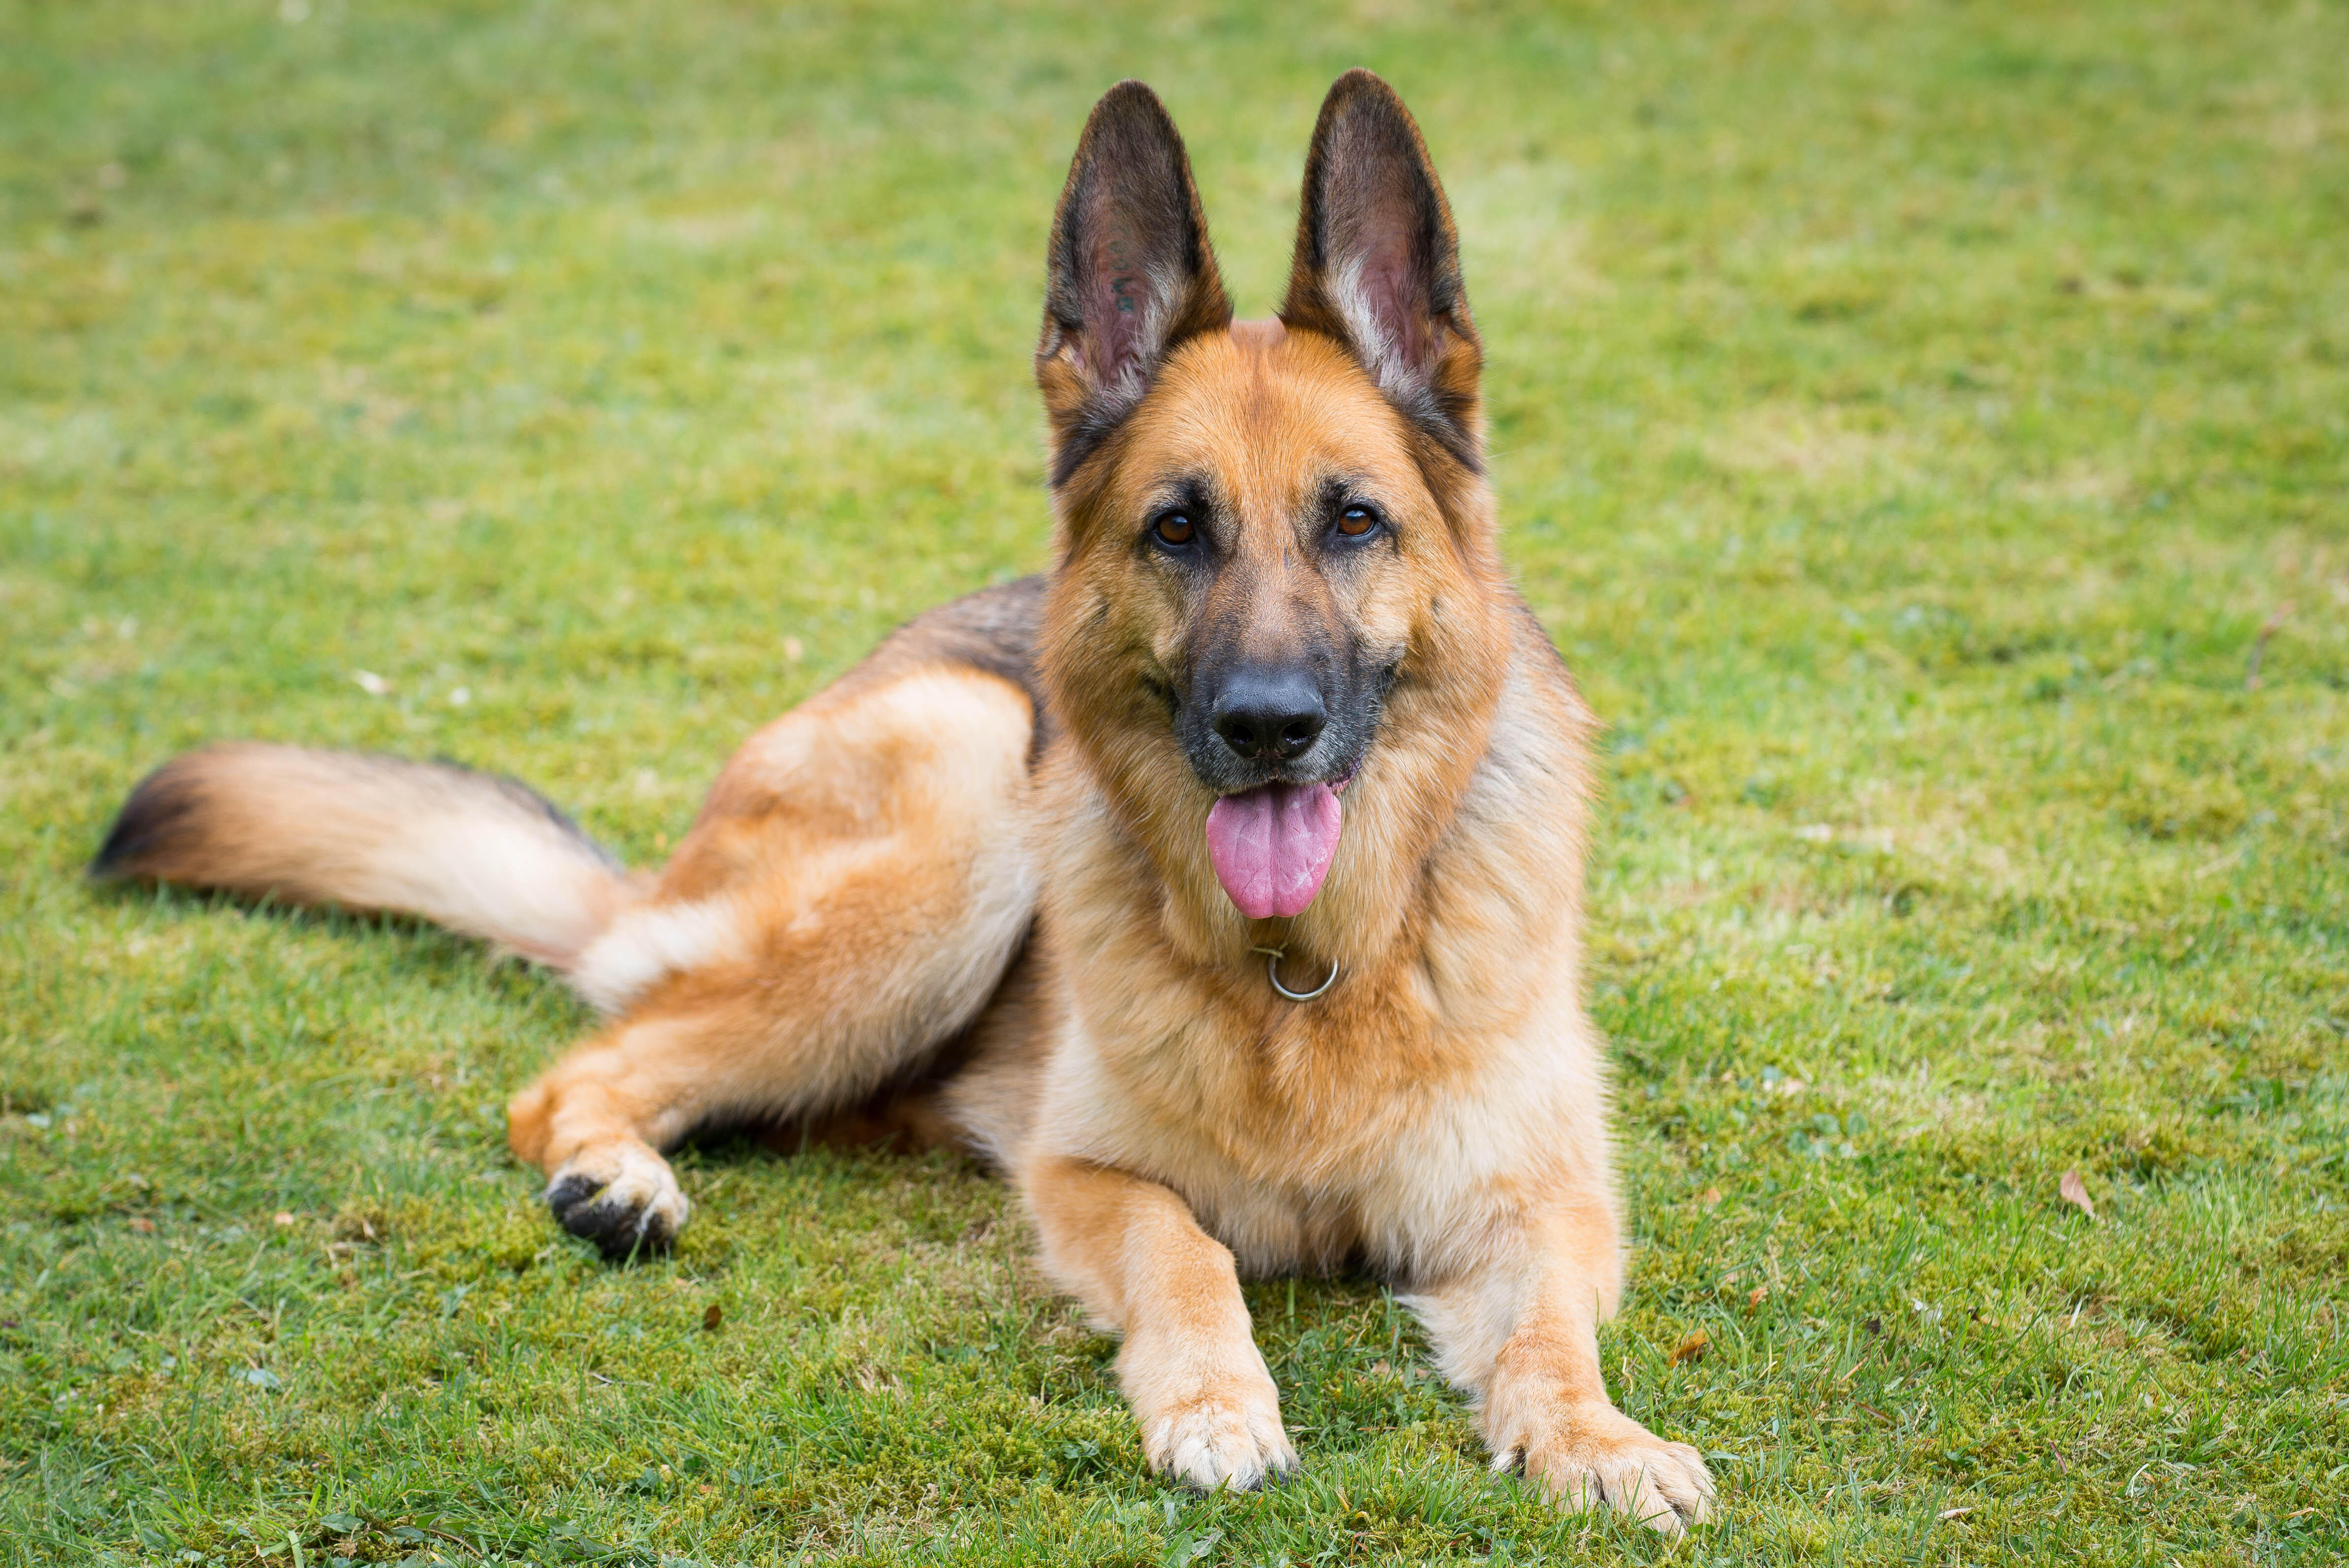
(1038, 81, 1232, 484)
(1280, 70, 1482, 469)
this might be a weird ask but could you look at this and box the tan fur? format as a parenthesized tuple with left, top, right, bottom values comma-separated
(93, 71, 1713, 1532)
(92, 743, 632, 967)
(503, 659, 1039, 1250)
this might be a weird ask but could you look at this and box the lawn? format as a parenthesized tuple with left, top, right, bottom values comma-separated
(3, 1, 2346, 1563)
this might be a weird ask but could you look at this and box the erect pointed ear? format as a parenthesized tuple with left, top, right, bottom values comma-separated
(1279, 69, 1482, 469)
(1036, 81, 1232, 485)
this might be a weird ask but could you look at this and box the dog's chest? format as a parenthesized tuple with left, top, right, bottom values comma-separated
(1058, 995, 1517, 1274)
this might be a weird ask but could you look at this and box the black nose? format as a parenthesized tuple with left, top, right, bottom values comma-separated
(1211, 668, 1326, 762)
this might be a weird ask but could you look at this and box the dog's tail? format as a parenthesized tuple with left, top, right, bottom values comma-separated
(89, 742, 632, 969)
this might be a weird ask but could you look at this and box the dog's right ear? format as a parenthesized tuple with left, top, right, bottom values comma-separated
(1036, 81, 1232, 487)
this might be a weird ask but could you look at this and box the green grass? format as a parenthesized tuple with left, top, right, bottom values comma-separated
(3, 0, 2346, 1562)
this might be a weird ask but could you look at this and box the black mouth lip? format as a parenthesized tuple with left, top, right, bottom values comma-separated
(1211, 758, 1362, 798)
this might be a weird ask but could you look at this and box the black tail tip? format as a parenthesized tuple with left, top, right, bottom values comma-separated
(88, 757, 204, 882)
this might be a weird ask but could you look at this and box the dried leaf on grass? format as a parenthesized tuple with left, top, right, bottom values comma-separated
(1669, 1329, 1708, 1365)
(2059, 1170, 2097, 1220)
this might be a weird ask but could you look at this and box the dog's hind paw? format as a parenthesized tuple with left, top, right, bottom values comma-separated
(543, 1141, 689, 1261)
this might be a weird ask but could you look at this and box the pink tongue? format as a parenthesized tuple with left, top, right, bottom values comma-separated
(1204, 783, 1343, 919)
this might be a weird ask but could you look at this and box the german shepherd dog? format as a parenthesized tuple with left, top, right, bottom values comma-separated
(94, 72, 1714, 1530)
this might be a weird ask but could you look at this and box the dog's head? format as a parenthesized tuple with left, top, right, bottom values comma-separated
(1036, 72, 1511, 928)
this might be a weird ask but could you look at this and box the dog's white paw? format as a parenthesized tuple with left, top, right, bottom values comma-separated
(1125, 1342, 1297, 1492)
(1143, 1392, 1298, 1492)
(1497, 1402, 1714, 1533)
(543, 1140, 689, 1260)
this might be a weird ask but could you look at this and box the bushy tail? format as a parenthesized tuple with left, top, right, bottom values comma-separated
(90, 742, 632, 968)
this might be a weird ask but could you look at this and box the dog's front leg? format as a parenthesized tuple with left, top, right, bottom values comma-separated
(1412, 1205, 1715, 1533)
(1022, 1154, 1296, 1491)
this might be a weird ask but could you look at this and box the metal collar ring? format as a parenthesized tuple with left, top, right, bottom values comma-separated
(1251, 945, 1339, 1003)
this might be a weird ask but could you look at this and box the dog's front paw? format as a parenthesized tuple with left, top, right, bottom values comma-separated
(1123, 1339, 1297, 1492)
(1142, 1387, 1299, 1493)
(543, 1141, 689, 1260)
(1495, 1401, 1714, 1533)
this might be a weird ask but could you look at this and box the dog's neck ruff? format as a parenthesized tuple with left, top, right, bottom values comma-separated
(1252, 944, 1339, 1002)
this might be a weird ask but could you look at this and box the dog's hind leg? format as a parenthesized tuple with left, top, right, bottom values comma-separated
(506, 654, 1039, 1257)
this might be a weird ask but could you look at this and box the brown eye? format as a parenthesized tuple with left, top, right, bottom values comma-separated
(1153, 512, 1195, 546)
(1337, 504, 1377, 537)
